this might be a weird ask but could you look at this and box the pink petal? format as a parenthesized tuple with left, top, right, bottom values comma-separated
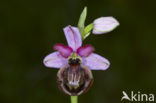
(83, 53, 110, 70)
(77, 44, 94, 57)
(63, 25, 82, 51)
(43, 52, 67, 68)
(54, 43, 73, 58)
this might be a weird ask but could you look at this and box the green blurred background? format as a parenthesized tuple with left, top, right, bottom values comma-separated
(1, 0, 156, 103)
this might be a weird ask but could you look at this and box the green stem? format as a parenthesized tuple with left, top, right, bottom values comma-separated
(71, 96, 78, 103)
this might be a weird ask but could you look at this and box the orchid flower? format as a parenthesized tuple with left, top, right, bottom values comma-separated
(44, 26, 110, 70)
(43, 6, 119, 103)
(43, 26, 110, 97)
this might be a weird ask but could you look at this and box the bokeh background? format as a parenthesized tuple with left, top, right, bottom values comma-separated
(1, 0, 156, 103)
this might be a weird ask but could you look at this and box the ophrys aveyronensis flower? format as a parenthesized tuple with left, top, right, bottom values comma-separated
(43, 26, 110, 96)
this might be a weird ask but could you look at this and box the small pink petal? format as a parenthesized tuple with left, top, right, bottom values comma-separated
(83, 53, 110, 70)
(43, 51, 67, 68)
(63, 25, 82, 51)
(77, 44, 94, 57)
(54, 43, 73, 58)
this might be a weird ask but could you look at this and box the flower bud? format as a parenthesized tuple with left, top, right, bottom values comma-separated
(93, 17, 119, 34)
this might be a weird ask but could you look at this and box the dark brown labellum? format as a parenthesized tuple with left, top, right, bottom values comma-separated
(57, 65, 93, 96)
